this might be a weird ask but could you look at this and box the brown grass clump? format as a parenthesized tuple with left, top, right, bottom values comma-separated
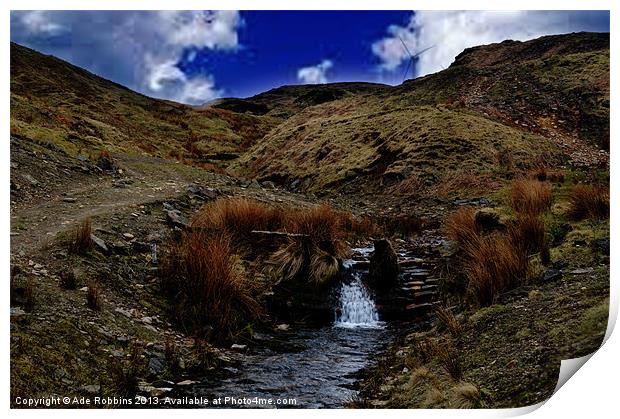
(528, 166, 565, 183)
(69, 218, 93, 254)
(434, 305, 462, 337)
(450, 382, 484, 408)
(509, 179, 552, 215)
(265, 239, 307, 284)
(192, 198, 284, 245)
(24, 277, 36, 312)
(160, 233, 262, 341)
(444, 207, 479, 250)
(567, 184, 609, 221)
(508, 214, 547, 257)
(59, 268, 77, 290)
(164, 337, 182, 377)
(386, 175, 425, 196)
(465, 233, 529, 306)
(285, 204, 343, 243)
(86, 281, 102, 310)
(435, 341, 462, 381)
(308, 246, 340, 284)
(110, 344, 145, 398)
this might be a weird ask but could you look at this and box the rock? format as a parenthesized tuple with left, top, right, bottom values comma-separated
(262, 181, 276, 189)
(176, 379, 197, 386)
(474, 208, 505, 232)
(62, 197, 77, 203)
(151, 379, 175, 388)
(275, 323, 289, 331)
(90, 234, 109, 255)
(132, 241, 151, 253)
(96, 154, 115, 171)
(230, 344, 247, 351)
(166, 210, 189, 229)
(571, 268, 593, 275)
(111, 241, 131, 255)
(141, 316, 153, 324)
(368, 239, 400, 293)
(114, 307, 133, 318)
(10, 307, 26, 322)
(122, 233, 135, 240)
(542, 268, 562, 282)
(591, 237, 610, 255)
(80, 384, 100, 394)
(148, 357, 167, 378)
(22, 174, 39, 186)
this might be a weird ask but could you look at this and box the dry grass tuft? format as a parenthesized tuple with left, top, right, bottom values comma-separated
(434, 305, 462, 337)
(110, 344, 145, 398)
(59, 268, 77, 290)
(444, 207, 479, 249)
(285, 204, 343, 243)
(69, 218, 93, 254)
(192, 198, 284, 246)
(86, 281, 102, 310)
(567, 184, 609, 221)
(386, 175, 425, 196)
(528, 166, 565, 183)
(436, 341, 462, 381)
(24, 277, 36, 312)
(450, 382, 484, 408)
(265, 239, 307, 284)
(509, 179, 552, 215)
(161, 233, 262, 341)
(308, 246, 340, 284)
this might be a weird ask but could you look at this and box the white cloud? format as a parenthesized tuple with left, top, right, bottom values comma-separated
(372, 11, 607, 77)
(11, 10, 241, 105)
(20, 11, 67, 36)
(297, 59, 333, 84)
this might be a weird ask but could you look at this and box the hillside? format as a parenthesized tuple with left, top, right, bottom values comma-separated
(10, 42, 278, 167)
(232, 32, 609, 195)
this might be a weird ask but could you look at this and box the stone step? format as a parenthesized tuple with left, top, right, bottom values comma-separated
(402, 280, 425, 287)
(424, 278, 440, 284)
(404, 302, 434, 312)
(399, 258, 425, 267)
(413, 290, 437, 300)
(421, 284, 438, 291)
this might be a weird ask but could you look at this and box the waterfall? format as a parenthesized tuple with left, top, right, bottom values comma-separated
(334, 271, 382, 328)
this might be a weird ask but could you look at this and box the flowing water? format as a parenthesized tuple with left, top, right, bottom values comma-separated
(185, 248, 390, 408)
(334, 271, 381, 328)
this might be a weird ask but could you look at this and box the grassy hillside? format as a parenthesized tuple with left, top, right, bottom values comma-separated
(233, 32, 609, 195)
(10, 43, 278, 166)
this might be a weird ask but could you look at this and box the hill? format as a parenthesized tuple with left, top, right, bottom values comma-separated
(10, 42, 278, 168)
(232, 32, 609, 195)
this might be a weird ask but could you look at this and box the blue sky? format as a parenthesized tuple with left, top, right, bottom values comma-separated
(10, 10, 610, 104)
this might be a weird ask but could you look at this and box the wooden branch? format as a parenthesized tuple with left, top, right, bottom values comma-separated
(250, 230, 309, 238)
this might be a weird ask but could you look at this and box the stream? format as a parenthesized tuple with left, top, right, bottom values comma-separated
(183, 247, 392, 408)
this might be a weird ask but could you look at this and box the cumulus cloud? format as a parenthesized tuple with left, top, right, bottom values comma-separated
(10, 10, 240, 105)
(18, 11, 67, 36)
(372, 11, 610, 77)
(297, 59, 333, 84)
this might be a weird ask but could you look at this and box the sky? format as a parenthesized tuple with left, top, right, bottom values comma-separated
(10, 10, 610, 105)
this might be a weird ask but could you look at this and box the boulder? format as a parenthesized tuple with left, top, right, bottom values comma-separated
(368, 239, 400, 293)
(90, 234, 109, 255)
(474, 208, 505, 232)
(166, 210, 189, 229)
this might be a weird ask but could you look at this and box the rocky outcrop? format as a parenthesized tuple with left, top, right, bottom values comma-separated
(368, 239, 399, 293)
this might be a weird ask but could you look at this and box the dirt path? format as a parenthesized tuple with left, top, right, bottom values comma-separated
(9, 152, 211, 254)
